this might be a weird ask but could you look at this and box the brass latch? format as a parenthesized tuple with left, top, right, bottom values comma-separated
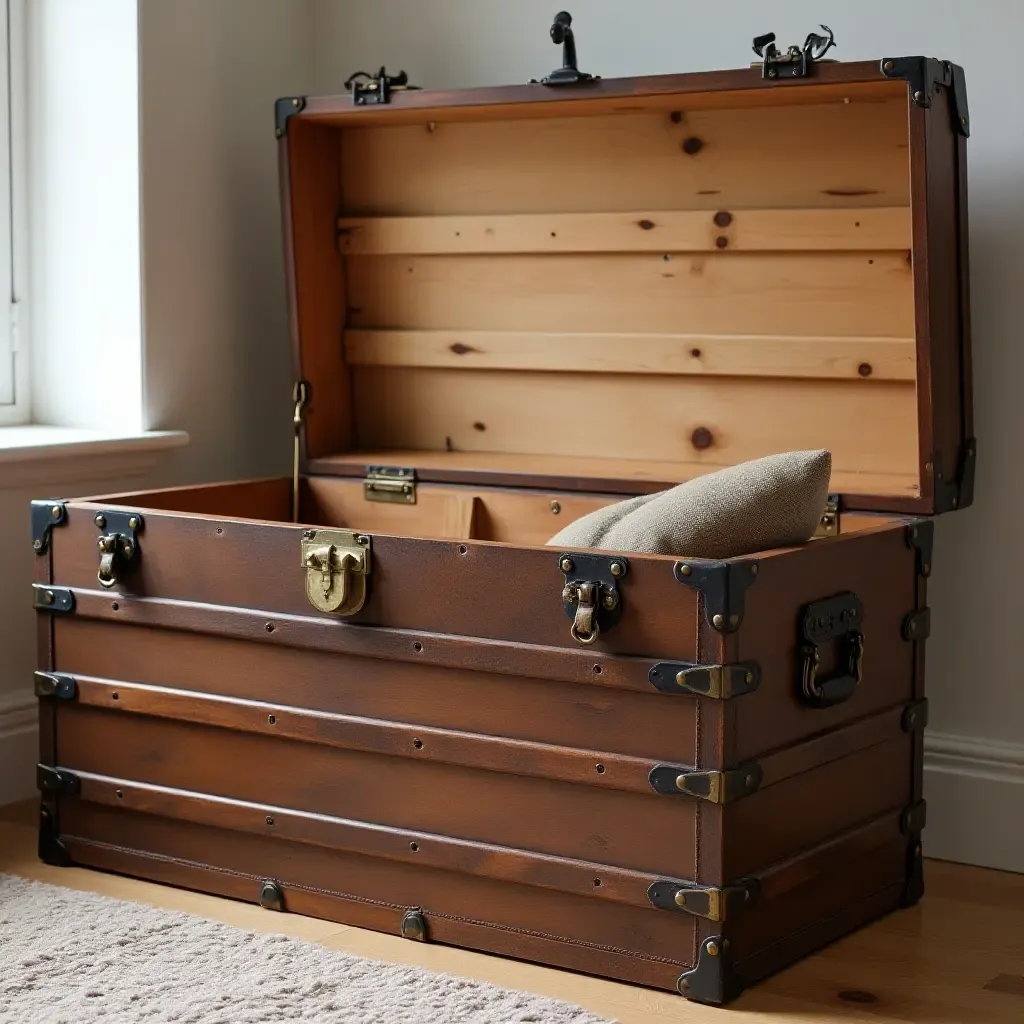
(300, 529, 371, 616)
(365, 466, 416, 505)
(813, 494, 840, 538)
(648, 879, 760, 922)
(93, 511, 143, 590)
(558, 553, 627, 646)
(649, 763, 764, 804)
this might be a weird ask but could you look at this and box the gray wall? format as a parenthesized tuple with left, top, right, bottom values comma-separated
(311, 0, 1024, 870)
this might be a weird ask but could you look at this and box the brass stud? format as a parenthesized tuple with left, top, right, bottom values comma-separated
(128, 516, 140, 529)
(745, 774, 755, 787)
(41, 590, 55, 606)
(745, 671, 754, 684)
(675, 670, 688, 687)
(674, 890, 688, 908)
(884, 60, 894, 72)
(94, 514, 106, 528)
(750, 563, 758, 576)
(923, 562, 931, 574)
(706, 941, 720, 957)
(712, 613, 724, 628)
(560, 557, 574, 573)
(610, 561, 625, 577)
(602, 594, 616, 610)
(680, 564, 692, 577)
(678, 979, 691, 992)
(51, 506, 62, 520)
(291, 98, 300, 107)
(550, 500, 561, 514)
(122, 542, 133, 558)
(33, 539, 43, 552)
(913, 90, 924, 103)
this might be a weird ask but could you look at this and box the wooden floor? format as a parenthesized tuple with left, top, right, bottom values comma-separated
(2, 801, 1022, 1023)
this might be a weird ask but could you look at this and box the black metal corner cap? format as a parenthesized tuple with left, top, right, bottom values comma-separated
(676, 936, 742, 1004)
(31, 499, 67, 555)
(674, 558, 760, 633)
(275, 96, 306, 138)
(880, 56, 969, 135)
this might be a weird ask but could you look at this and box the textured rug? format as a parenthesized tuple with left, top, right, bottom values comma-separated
(0, 874, 615, 1023)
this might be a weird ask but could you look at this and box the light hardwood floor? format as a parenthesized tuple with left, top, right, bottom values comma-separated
(2, 799, 1022, 1023)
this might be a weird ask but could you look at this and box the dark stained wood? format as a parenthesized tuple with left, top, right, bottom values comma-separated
(60, 800, 695, 982)
(56, 703, 700, 877)
(53, 619, 695, 762)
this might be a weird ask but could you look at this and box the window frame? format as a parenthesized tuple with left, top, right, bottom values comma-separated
(0, 0, 27, 426)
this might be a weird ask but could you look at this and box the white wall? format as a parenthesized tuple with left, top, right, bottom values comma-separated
(0, 0, 316, 804)
(310, 0, 1024, 871)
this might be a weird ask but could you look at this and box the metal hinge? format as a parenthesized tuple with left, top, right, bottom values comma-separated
(344, 67, 418, 106)
(36, 764, 80, 795)
(649, 763, 763, 804)
(752, 24, 836, 79)
(648, 879, 760, 922)
(364, 466, 417, 504)
(881, 58, 970, 135)
(813, 494, 840, 538)
(648, 660, 760, 699)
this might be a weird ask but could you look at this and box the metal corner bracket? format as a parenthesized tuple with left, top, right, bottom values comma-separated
(881, 57, 970, 135)
(32, 584, 74, 614)
(674, 559, 760, 633)
(649, 879, 759, 923)
(38, 804, 71, 867)
(37, 764, 80, 796)
(31, 499, 67, 555)
(930, 439, 977, 513)
(648, 660, 761, 699)
(905, 519, 934, 578)
(649, 763, 763, 804)
(275, 96, 306, 138)
(676, 936, 743, 1004)
(34, 671, 78, 701)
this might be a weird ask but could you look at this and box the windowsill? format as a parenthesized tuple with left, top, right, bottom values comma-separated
(0, 426, 189, 488)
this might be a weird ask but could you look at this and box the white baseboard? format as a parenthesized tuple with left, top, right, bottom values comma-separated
(923, 731, 1024, 874)
(2, 688, 1022, 873)
(0, 689, 38, 807)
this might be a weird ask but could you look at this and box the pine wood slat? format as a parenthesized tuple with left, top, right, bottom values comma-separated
(344, 330, 915, 382)
(338, 208, 911, 256)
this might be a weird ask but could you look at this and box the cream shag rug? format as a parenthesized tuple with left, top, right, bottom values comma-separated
(0, 874, 615, 1023)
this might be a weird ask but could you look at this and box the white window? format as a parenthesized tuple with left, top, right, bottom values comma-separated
(0, 0, 25, 426)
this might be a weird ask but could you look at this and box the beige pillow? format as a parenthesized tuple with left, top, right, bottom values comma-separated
(547, 450, 832, 559)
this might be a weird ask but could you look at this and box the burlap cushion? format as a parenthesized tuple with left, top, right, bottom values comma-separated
(547, 450, 832, 558)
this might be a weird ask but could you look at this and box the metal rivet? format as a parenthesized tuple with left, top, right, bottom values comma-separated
(913, 90, 924, 103)
(560, 557, 574, 573)
(951, 497, 958, 509)
(51, 506, 62, 520)
(712, 613, 724, 628)
(609, 561, 624, 577)
(602, 594, 615, 609)
(33, 539, 43, 552)
(884, 60, 894, 71)
(923, 563, 931, 574)
(550, 500, 561, 514)
(275, 128, 283, 138)
(674, 890, 688, 908)
(745, 671, 754, 684)
(122, 543, 133, 558)
(750, 564, 758, 576)
(675, 775, 688, 791)
(128, 516, 140, 529)
(706, 941, 720, 957)
(745, 774, 754, 787)
(42, 590, 55, 606)
(679, 979, 691, 992)
(266, 816, 274, 825)
(680, 564, 692, 576)
(291, 98, 300, 107)
(94, 514, 106, 528)
(675, 670, 687, 687)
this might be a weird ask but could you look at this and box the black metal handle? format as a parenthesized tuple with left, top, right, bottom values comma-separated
(798, 592, 863, 708)
(538, 11, 596, 86)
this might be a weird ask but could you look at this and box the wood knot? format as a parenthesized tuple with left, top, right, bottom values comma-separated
(715, 236, 729, 249)
(838, 991, 879, 1005)
(472, 421, 486, 431)
(449, 343, 478, 355)
(691, 427, 714, 450)
(637, 219, 655, 230)
(858, 363, 873, 378)
(690, 348, 702, 358)
(713, 211, 733, 228)
(682, 137, 704, 155)
(669, 110, 683, 124)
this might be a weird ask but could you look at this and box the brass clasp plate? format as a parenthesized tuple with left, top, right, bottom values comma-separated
(300, 529, 371, 616)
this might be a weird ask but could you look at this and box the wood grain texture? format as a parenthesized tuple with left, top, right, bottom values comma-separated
(337, 208, 912, 255)
(339, 98, 910, 216)
(350, 367, 919, 480)
(343, 330, 917, 382)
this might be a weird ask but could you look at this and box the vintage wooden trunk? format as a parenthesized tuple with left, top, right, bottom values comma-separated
(32, 29, 974, 1005)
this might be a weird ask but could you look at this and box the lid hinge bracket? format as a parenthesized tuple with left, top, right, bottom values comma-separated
(364, 466, 417, 504)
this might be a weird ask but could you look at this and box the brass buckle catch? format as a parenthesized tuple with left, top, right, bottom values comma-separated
(301, 529, 371, 617)
(798, 591, 864, 707)
(558, 553, 627, 646)
(93, 511, 143, 590)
